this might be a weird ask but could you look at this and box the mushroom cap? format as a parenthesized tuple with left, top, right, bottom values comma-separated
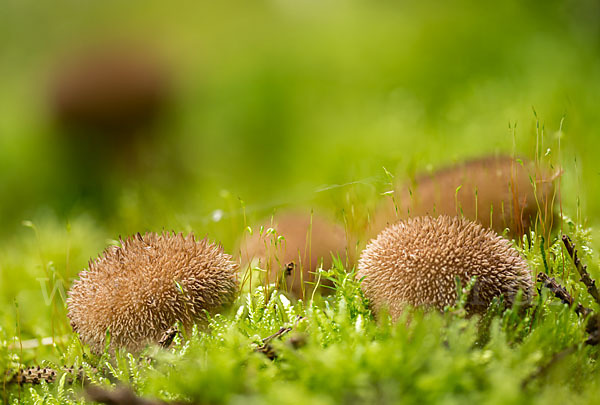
(370, 156, 557, 239)
(67, 232, 238, 353)
(358, 216, 533, 318)
(239, 212, 348, 298)
(49, 44, 170, 135)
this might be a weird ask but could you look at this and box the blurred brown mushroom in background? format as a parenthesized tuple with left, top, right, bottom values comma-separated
(46, 41, 173, 210)
(239, 211, 349, 299)
(49, 44, 170, 137)
(370, 156, 559, 241)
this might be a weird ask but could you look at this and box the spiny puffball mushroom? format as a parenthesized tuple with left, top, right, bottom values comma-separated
(67, 232, 238, 353)
(370, 156, 557, 240)
(239, 212, 348, 298)
(358, 216, 534, 319)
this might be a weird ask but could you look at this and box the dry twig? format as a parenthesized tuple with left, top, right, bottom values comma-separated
(537, 273, 592, 317)
(521, 346, 577, 389)
(535, 235, 600, 351)
(158, 326, 181, 349)
(6, 326, 179, 386)
(585, 313, 599, 346)
(255, 316, 304, 360)
(562, 235, 600, 306)
(86, 385, 186, 405)
(8, 365, 95, 386)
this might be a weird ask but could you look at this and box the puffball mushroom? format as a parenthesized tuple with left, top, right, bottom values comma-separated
(67, 232, 238, 353)
(358, 216, 534, 319)
(239, 212, 348, 298)
(371, 156, 557, 239)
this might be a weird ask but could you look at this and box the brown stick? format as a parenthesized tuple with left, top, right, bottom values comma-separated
(537, 273, 593, 317)
(562, 235, 600, 306)
(586, 314, 599, 346)
(6, 326, 179, 386)
(7, 365, 95, 386)
(8, 317, 298, 385)
(261, 327, 293, 345)
(521, 345, 577, 389)
(158, 326, 181, 349)
(86, 385, 187, 405)
(255, 316, 304, 360)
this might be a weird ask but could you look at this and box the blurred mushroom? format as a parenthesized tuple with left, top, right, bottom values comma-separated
(371, 156, 558, 240)
(239, 212, 348, 298)
(49, 43, 170, 135)
(48, 43, 172, 176)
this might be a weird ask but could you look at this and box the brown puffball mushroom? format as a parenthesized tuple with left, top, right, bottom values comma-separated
(371, 156, 557, 240)
(239, 212, 348, 298)
(358, 216, 534, 319)
(67, 232, 238, 353)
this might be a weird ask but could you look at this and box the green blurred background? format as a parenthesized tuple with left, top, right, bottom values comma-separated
(1, 0, 599, 337)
